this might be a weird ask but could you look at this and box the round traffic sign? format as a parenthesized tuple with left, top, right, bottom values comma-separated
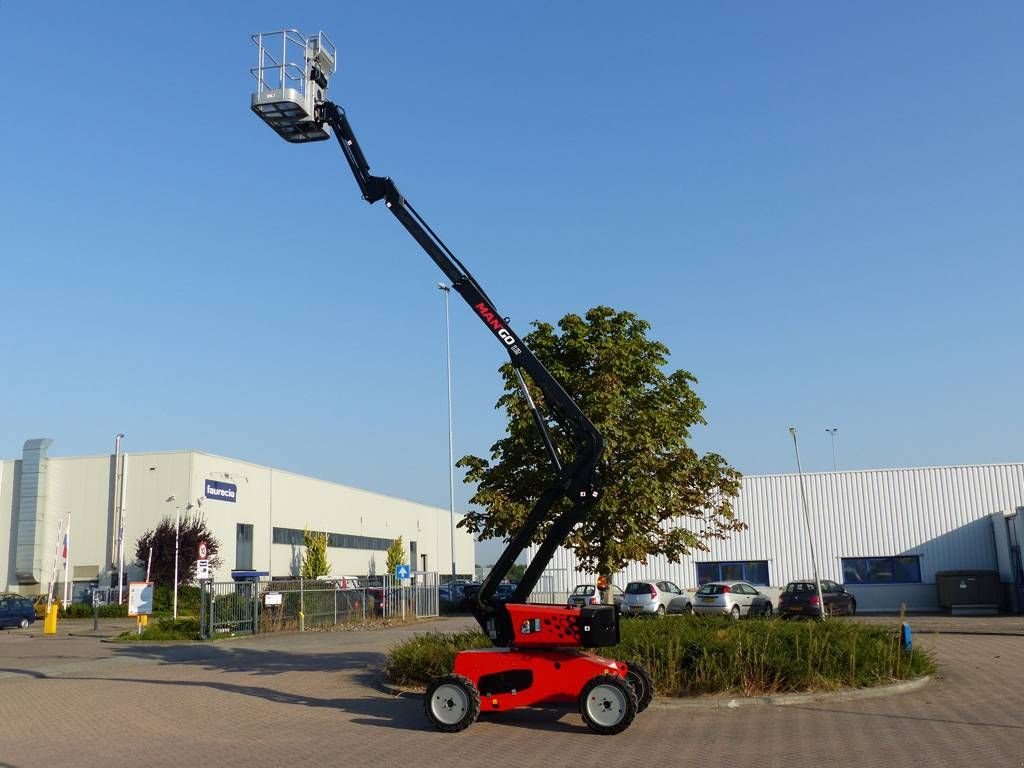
(198, 541, 208, 559)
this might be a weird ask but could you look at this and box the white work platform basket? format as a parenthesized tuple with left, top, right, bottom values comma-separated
(250, 29, 337, 143)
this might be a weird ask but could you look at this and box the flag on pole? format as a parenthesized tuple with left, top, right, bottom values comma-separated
(61, 533, 68, 567)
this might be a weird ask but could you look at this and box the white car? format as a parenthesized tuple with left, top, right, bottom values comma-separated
(622, 580, 692, 616)
(692, 581, 773, 619)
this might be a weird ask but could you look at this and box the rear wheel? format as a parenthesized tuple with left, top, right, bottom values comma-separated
(625, 662, 654, 713)
(656, 605, 666, 618)
(18, 618, 29, 629)
(730, 605, 741, 620)
(424, 674, 480, 733)
(579, 674, 638, 735)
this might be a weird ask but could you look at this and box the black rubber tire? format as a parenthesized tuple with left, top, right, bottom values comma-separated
(683, 602, 693, 615)
(424, 674, 480, 733)
(656, 605, 666, 618)
(849, 600, 857, 617)
(18, 618, 29, 629)
(579, 674, 638, 735)
(625, 662, 655, 713)
(730, 605, 741, 620)
(761, 603, 773, 618)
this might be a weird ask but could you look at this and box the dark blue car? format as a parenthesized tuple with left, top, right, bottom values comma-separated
(0, 594, 36, 629)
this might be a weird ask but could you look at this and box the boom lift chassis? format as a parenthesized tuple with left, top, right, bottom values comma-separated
(250, 29, 652, 734)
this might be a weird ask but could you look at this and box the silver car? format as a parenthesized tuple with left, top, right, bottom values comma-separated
(692, 581, 772, 619)
(622, 580, 691, 616)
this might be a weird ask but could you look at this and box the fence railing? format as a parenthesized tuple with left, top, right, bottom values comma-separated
(198, 573, 442, 638)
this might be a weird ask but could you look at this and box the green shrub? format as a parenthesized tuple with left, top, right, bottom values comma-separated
(152, 585, 200, 615)
(385, 617, 934, 696)
(115, 618, 200, 642)
(58, 603, 128, 619)
(384, 630, 493, 686)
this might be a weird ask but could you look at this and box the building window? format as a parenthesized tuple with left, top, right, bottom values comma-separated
(236, 524, 254, 570)
(272, 527, 393, 552)
(842, 556, 921, 584)
(696, 560, 770, 586)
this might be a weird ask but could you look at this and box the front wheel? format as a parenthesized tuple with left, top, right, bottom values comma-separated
(625, 662, 654, 713)
(579, 675, 638, 735)
(424, 674, 480, 733)
(761, 603, 773, 618)
(849, 600, 857, 616)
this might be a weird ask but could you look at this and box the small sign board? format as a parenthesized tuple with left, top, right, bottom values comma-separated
(264, 592, 283, 606)
(395, 564, 410, 579)
(198, 540, 209, 560)
(196, 559, 211, 580)
(128, 582, 154, 616)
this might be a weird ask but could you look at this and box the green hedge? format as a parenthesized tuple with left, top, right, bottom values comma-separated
(59, 603, 128, 619)
(115, 618, 200, 642)
(385, 617, 934, 696)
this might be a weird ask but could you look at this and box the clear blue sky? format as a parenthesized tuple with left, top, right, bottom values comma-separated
(2, 3, 1021, 565)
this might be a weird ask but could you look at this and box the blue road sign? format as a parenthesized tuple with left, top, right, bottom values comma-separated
(396, 564, 410, 579)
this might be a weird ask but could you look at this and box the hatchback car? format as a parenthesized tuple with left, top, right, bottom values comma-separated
(778, 580, 856, 618)
(692, 581, 772, 619)
(622, 580, 690, 616)
(0, 594, 36, 629)
(567, 583, 625, 612)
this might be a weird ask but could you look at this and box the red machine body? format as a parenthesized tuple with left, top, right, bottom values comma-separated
(454, 646, 626, 711)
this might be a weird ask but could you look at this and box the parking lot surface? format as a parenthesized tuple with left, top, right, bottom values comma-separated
(0, 616, 1021, 767)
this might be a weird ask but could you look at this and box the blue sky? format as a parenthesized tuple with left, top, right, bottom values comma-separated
(2, 3, 1021, 565)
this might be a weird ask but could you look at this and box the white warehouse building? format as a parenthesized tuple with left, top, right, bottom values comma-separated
(1, 439, 474, 599)
(533, 463, 1024, 613)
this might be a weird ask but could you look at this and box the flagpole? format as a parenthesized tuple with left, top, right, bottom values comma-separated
(62, 512, 72, 608)
(47, 517, 65, 610)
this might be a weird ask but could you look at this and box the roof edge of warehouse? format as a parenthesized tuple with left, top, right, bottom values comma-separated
(742, 460, 1024, 480)
(3, 443, 454, 515)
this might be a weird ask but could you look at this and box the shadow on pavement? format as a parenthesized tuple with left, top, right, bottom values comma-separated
(111, 642, 386, 677)
(789, 704, 1024, 730)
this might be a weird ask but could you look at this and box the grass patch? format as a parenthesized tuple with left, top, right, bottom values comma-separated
(114, 618, 201, 642)
(385, 617, 935, 696)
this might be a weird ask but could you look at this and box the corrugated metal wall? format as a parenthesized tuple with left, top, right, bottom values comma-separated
(531, 464, 1024, 602)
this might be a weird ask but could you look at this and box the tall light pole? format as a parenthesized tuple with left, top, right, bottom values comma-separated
(789, 428, 826, 618)
(167, 496, 180, 620)
(826, 427, 839, 472)
(438, 283, 457, 580)
(114, 433, 126, 605)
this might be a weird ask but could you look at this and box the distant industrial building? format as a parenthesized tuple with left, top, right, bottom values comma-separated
(534, 463, 1024, 612)
(1, 439, 474, 599)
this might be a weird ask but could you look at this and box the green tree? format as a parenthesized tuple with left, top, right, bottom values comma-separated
(135, 515, 222, 587)
(300, 528, 331, 579)
(386, 537, 406, 575)
(458, 306, 743, 600)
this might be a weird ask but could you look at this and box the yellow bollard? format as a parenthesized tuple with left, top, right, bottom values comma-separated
(139, 614, 148, 627)
(43, 604, 58, 635)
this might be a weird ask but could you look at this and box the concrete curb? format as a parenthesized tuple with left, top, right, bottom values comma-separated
(373, 673, 931, 708)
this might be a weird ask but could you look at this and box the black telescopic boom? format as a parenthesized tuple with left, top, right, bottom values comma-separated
(320, 102, 604, 642)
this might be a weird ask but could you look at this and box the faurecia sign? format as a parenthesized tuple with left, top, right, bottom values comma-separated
(205, 479, 237, 502)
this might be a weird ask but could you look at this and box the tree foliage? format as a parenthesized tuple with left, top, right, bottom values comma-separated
(300, 528, 331, 579)
(386, 537, 405, 575)
(458, 306, 743, 587)
(135, 515, 222, 587)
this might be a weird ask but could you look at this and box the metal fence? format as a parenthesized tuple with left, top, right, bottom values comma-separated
(197, 573, 441, 638)
(199, 581, 259, 639)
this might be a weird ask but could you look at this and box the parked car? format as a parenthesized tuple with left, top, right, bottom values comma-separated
(622, 580, 689, 616)
(457, 582, 482, 612)
(567, 583, 625, 612)
(0, 594, 36, 629)
(692, 581, 772, 619)
(778, 580, 856, 618)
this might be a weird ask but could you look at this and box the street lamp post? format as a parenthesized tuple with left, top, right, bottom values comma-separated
(114, 433, 126, 605)
(789, 428, 827, 618)
(826, 427, 839, 472)
(168, 496, 180, 620)
(438, 283, 457, 580)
